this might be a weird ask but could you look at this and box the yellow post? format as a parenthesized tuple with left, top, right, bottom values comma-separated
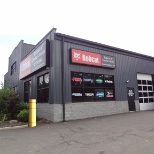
(29, 99, 36, 127)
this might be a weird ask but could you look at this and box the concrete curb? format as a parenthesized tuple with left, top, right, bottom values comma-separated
(0, 125, 28, 131)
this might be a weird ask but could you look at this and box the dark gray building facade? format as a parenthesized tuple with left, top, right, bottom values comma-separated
(4, 28, 154, 122)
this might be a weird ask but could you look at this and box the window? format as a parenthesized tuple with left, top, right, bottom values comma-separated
(24, 81, 31, 103)
(14, 86, 18, 92)
(147, 80, 152, 85)
(37, 73, 49, 103)
(139, 92, 143, 97)
(139, 98, 143, 103)
(142, 80, 147, 85)
(138, 86, 142, 91)
(137, 79, 154, 103)
(72, 87, 83, 102)
(143, 86, 147, 91)
(95, 89, 105, 101)
(84, 88, 94, 101)
(83, 73, 94, 87)
(138, 80, 141, 84)
(71, 72, 83, 102)
(148, 86, 152, 91)
(104, 75, 114, 87)
(95, 74, 104, 87)
(71, 72, 83, 87)
(11, 62, 16, 75)
(105, 89, 114, 100)
(71, 72, 115, 102)
(149, 98, 153, 102)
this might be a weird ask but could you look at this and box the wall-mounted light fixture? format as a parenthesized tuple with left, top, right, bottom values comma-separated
(126, 80, 129, 83)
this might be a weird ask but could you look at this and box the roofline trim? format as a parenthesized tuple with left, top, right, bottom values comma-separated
(55, 33, 154, 61)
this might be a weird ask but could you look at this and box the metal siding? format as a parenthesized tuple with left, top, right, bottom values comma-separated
(60, 41, 154, 102)
(49, 40, 54, 103)
(6, 41, 22, 87)
(21, 44, 35, 60)
(52, 40, 62, 103)
(4, 30, 154, 106)
(55, 33, 154, 61)
(4, 41, 34, 100)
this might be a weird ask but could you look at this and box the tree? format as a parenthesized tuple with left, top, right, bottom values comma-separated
(0, 82, 20, 120)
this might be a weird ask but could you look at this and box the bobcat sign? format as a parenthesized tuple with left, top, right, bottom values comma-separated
(71, 49, 115, 68)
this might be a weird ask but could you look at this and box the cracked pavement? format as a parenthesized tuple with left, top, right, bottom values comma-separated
(1, 111, 154, 154)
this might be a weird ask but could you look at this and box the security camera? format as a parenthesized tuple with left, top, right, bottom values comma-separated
(126, 80, 129, 83)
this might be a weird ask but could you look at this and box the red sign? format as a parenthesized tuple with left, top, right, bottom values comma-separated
(71, 49, 102, 66)
(19, 55, 32, 79)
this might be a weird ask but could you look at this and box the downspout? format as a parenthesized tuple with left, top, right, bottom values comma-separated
(61, 36, 66, 122)
(152, 74, 154, 97)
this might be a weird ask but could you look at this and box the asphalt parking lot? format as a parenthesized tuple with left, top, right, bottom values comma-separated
(1, 111, 154, 154)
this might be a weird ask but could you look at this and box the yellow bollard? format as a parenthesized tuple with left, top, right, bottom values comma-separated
(29, 99, 36, 127)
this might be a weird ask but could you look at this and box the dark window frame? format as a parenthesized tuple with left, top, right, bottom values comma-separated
(71, 71, 115, 102)
(37, 73, 49, 103)
(14, 86, 18, 93)
(11, 62, 16, 75)
(24, 80, 31, 103)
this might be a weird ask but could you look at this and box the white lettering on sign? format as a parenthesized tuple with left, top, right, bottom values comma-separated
(32, 50, 45, 63)
(82, 55, 99, 63)
(33, 46, 43, 56)
(104, 56, 113, 60)
(128, 90, 134, 97)
(105, 80, 113, 83)
(72, 93, 82, 96)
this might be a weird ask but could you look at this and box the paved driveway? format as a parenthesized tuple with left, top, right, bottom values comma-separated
(1, 111, 154, 154)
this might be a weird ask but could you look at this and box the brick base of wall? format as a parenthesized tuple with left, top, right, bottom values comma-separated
(36, 100, 139, 122)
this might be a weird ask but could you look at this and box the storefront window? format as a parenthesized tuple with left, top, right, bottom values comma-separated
(95, 89, 105, 101)
(83, 73, 94, 87)
(72, 87, 83, 102)
(44, 73, 49, 87)
(95, 74, 104, 87)
(38, 76, 43, 88)
(84, 88, 94, 101)
(105, 89, 114, 100)
(71, 72, 115, 102)
(37, 73, 49, 103)
(104, 75, 114, 87)
(24, 80, 31, 103)
(71, 72, 83, 86)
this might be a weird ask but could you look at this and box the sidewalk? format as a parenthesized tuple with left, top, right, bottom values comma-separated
(1, 111, 154, 154)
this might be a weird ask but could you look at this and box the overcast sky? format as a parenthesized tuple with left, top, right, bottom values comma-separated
(0, 0, 154, 84)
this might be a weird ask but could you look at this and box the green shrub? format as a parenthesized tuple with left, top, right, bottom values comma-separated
(0, 83, 20, 119)
(0, 113, 9, 121)
(14, 102, 28, 117)
(17, 109, 29, 122)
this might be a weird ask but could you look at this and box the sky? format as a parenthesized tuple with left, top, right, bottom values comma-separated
(0, 0, 154, 84)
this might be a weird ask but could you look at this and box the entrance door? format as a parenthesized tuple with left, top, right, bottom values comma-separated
(127, 87, 136, 111)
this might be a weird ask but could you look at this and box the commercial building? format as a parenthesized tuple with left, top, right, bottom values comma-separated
(4, 28, 154, 122)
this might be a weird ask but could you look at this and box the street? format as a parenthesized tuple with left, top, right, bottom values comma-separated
(1, 111, 154, 154)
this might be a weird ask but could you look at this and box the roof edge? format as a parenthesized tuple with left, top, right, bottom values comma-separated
(55, 33, 154, 60)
